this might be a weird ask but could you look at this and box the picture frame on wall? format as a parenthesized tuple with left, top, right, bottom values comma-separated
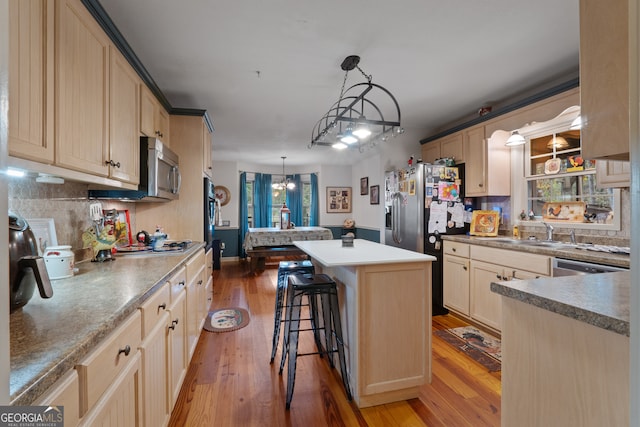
(370, 185, 380, 205)
(360, 177, 369, 195)
(326, 187, 352, 213)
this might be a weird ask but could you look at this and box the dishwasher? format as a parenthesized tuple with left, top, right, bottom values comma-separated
(552, 257, 629, 276)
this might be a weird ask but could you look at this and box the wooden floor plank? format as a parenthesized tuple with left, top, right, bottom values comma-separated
(169, 260, 501, 426)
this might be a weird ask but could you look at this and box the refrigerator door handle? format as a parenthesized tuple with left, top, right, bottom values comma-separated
(392, 192, 402, 244)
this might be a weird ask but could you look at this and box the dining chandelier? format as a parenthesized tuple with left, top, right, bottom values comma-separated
(309, 55, 403, 152)
(272, 156, 295, 190)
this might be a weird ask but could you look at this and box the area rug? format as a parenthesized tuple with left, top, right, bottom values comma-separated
(435, 326, 502, 372)
(203, 307, 250, 332)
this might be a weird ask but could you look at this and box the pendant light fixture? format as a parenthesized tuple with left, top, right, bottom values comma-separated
(272, 156, 295, 190)
(505, 130, 526, 146)
(310, 55, 402, 152)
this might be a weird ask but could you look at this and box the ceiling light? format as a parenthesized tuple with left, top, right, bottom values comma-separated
(310, 55, 401, 152)
(547, 135, 569, 150)
(505, 130, 526, 146)
(569, 116, 582, 130)
(6, 168, 25, 177)
(272, 156, 295, 190)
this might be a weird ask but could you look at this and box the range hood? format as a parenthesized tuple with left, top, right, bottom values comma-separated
(89, 137, 181, 202)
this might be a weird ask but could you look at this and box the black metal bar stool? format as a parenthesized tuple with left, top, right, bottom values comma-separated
(279, 272, 352, 409)
(270, 260, 316, 363)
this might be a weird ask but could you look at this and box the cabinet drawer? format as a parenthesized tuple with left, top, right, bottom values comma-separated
(35, 370, 80, 427)
(77, 310, 142, 416)
(470, 245, 551, 276)
(444, 241, 469, 258)
(186, 248, 205, 284)
(169, 266, 187, 303)
(139, 282, 170, 338)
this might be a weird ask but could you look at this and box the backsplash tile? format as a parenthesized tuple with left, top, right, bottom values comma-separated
(7, 177, 136, 253)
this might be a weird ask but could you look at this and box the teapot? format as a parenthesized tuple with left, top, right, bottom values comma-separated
(9, 213, 53, 312)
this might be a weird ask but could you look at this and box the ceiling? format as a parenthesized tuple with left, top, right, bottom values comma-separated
(98, 0, 580, 167)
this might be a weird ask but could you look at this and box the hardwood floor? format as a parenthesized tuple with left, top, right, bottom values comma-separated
(168, 259, 501, 426)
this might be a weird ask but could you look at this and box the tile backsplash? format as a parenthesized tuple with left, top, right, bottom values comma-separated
(8, 177, 136, 255)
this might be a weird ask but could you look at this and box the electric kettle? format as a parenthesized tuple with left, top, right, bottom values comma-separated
(8, 212, 53, 313)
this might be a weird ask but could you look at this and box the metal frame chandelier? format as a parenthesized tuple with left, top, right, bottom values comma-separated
(309, 55, 403, 152)
(272, 156, 295, 190)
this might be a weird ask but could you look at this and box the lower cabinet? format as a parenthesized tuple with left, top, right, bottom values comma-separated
(168, 269, 188, 409)
(35, 370, 80, 427)
(443, 241, 551, 333)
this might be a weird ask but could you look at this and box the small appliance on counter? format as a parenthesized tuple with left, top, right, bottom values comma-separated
(43, 245, 75, 279)
(9, 212, 54, 313)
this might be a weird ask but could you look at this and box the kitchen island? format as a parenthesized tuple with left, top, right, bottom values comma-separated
(491, 272, 629, 427)
(293, 239, 436, 408)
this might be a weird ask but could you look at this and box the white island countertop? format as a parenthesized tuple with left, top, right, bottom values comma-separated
(293, 239, 435, 267)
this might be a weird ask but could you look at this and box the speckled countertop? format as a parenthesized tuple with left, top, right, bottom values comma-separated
(9, 243, 205, 406)
(442, 235, 630, 268)
(491, 272, 629, 336)
(441, 235, 630, 337)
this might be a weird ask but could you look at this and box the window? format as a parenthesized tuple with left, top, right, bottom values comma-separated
(517, 113, 620, 230)
(246, 181, 254, 227)
(245, 175, 313, 227)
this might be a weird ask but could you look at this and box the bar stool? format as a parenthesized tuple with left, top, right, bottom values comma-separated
(270, 260, 316, 363)
(279, 273, 352, 409)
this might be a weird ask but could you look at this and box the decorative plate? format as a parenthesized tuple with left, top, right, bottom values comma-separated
(544, 158, 561, 174)
(214, 185, 231, 206)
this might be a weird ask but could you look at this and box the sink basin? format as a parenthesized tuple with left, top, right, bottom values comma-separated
(486, 238, 577, 249)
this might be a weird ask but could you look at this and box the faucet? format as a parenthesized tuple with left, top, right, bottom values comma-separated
(543, 222, 554, 241)
(569, 229, 576, 245)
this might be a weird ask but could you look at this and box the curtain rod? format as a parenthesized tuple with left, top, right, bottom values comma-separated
(238, 170, 319, 175)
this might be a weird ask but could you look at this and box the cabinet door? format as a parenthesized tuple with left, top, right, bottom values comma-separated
(140, 312, 170, 427)
(507, 268, 547, 281)
(579, 0, 629, 160)
(79, 353, 143, 427)
(8, 0, 54, 163)
(443, 254, 470, 316)
(421, 142, 440, 164)
(167, 289, 186, 408)
(35, 370, 80, 427)
(156, 106, 170, 144)
(596, 160, 630, 188)
(203, 119, 213, 178)
(56, 0, 110, 176)
(469, 260, 503, 331)
(109, 47, 140, 185)
(440, 132, 464, 163)
(139, 85, 156, 137)
(464, 127, 487, 196)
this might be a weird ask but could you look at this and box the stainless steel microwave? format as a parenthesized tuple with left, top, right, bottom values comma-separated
(88, 137, 181, 201)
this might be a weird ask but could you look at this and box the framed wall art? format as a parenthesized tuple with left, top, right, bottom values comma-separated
(360, 177, 369, 195)
(370, 185, 380, 205)
(326, 187, 352, 213)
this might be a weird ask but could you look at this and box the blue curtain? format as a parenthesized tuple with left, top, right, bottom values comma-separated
(309, 173, 319, 226)
(286, 174, 303, 227)
(239, 172, 249, 258)
(253, 173, 272, 228)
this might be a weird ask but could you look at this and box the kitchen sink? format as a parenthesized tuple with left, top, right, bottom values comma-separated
(483, 237, 578, 249)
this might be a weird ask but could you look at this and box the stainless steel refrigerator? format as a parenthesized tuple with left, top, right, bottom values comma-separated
(385, 162, 469, 315)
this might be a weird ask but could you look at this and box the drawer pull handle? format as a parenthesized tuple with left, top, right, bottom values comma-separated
(452, 248, 456, 252)
(105, 160, 121, 168)
(158, 303, 166, 311)
(118, 345, 131, 357)
(463, 266, 467, 271)
(197, 280, 203, 285)
(179, 281, 185, 286)
(168, 324, 175, 331)
(496, 274, 501, 279)
(172, 319, 179, 326)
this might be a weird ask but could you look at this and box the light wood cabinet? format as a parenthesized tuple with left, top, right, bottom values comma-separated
(76, 310, 142, 425)
(443, 254, 470, 316)
(185, 249, 206, 360)
(55, 0, 110, 177)
(167, 267, 187, 409)
(596, 160, 630, 188)
(140, 84, 170, 144)
(35, 370, 80, 427)
(464, 125, 510, 196)
(78, 352, 143, 427)
(203, 118, 214, 178)
(8, 0, 54, 163)
(421, 131, 464, 164)
(139, 311, 170, 427)
(442, 242, 551, 332)
(579, 0, 630, 160)
(108, 46, 140, 184)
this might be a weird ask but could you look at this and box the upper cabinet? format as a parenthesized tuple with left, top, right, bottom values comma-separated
(579, 0, 629, 160)
(596, 160, 630, 188)
(140, 85, 170, 145)
(421, 132, 464, 164)
(8, 0, 54, 163)
(464, 125, 510, 197)
(203, 118, 213, 178)
(55, 0, 111, 177)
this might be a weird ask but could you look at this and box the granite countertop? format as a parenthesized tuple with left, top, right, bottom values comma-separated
(442, 235, 630, 268)
(9, 242, 205, 406)
(491, 272, 629, 336)
(293, 239, 436, 267)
